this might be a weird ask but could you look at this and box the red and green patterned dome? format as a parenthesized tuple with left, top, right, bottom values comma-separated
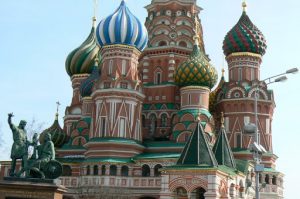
(175, 44, 218, 89)
(223, 11, 267, 56)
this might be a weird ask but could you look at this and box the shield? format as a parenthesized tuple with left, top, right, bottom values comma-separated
(43, 160, 63, 179)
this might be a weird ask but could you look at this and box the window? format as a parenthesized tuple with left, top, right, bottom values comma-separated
(86, 165, 90, 175)
(104, 82, 111, 89)
(93, 165, 98, 175)
(142, 115, 146, 127)
(155, 72, 162, 84)
(62, 165, 72, 176)
(161, 114, 167, 127)
(101, 165, 106, 175)
(225, 117, 230, 132)
(121, 166, 129, 176)
(158, 41, 167, 46)
(238, 68, 243, 81)
(109, 60, 113, 75)
(154, 164, 162, 177)
(149, 114, 157, 135)
(266, 118, 270, 134)
(100, 117, 106, 137)
(120, 82, 128, 89)
(142, 164, 150, 177)
(188, 94, 191, 104)
(110, 165, 117, 176)
(179, 41, 187, 48)
(235, 132, 242, 148)
(121, 60, 126, 76)
(230, 70, 233, 80)
(251, 68, 255, 80)
(119, 117, 126, 137)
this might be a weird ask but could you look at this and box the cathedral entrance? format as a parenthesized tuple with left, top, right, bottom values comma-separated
(190, 187, 206, 199)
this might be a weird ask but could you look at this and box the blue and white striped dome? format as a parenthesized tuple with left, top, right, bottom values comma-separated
(96, 0, 148, 51)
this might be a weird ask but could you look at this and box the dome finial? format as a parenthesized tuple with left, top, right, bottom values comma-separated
(221, 112, 225, 128)
(92, 0, 98, 27)
(242, 0, 247, 12)
(222, 68, 225, 77)
(55, 101, 61, 120)
(193, 16, 200, 46)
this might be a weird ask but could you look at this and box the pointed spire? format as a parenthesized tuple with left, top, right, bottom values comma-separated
(177, 122, 218, 167)
(242, 0, 247, 12)
(193, 16, 200, 46)
(55, 101, 60, 120)
(213, 112, 236, 169)
(92, 0, 98, 27)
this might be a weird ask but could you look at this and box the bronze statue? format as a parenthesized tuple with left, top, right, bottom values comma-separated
(8, 113, 62, 179)
(7, 113, 28, 177)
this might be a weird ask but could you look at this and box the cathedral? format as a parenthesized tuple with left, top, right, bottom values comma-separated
(0, 0, 284, 198)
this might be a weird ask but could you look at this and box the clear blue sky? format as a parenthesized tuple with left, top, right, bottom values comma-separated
(0, 1, 299, 198)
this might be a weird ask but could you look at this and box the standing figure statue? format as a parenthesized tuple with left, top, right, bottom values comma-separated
(7, 113, 28, 177)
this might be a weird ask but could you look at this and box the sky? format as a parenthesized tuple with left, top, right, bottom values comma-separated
(0, 0, 299, 198)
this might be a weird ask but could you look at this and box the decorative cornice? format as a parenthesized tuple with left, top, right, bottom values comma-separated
(226, 52, 262, 60)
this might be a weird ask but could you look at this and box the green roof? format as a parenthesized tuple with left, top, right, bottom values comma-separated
(134, 153, 181, 160)
(235, 159, 250, 174)
(89, 137, 143, 146)
(143, 141, 185, 148)
(177, 122, 218, 167)
(213, 126, 236, 169)
(84, 157, 133, 164)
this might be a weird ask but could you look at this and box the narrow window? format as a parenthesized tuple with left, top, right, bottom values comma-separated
(155, 72, 162, 84)
(108, 60, 113, 75)
(100, 117, 106, 137)
(266, 118, 270, 134)
(188, 94, 191, 105)
(121, 60, 126, 75)
(235, 132, 242, 148)
(119, 117, 126, 137)
(251, 68, 255, 80)
(161, 114, 167, 127)
(238, 68, 243, 81)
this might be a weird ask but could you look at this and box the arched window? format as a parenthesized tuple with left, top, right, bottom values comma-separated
(86, 165, 90, 175)
(93, 165, 98, 175)
(179, 41, 187, 47)
(110, 165, 117, 176)
(101, 165, 106, 175)
(142, 164, 151, 177)
(161, 114, 167, 127)
(154, 164, 162, 177)
(121, 166, 129, 176)
(155, 72, 162, 84)
(149, 114, 157, 135)
(158, 41, 167, 46)
(62, 165, 72, 176)
(265, 174, 270, 184)
(272, 176, 277, 185)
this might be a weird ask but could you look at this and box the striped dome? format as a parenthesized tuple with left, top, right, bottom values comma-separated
(223, 11, 267, 56)
(40, 114, 67, 148)
(66, 26, 101, 77)
(96, 0, 148, 51)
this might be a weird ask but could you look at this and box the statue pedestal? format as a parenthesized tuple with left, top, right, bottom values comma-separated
(0, 177, 67, 199)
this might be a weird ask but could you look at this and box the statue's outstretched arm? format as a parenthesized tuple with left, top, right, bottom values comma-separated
(8, 113, 14, 129)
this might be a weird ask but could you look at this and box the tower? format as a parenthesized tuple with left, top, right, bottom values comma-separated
(214, 1, 276, 168)
(140, 0, 206, 140)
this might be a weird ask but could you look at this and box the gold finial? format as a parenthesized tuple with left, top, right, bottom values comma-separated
(56, 101, 61, 120)
(242, 0, 247, 12)
(221, 112, 225, 128)
(193, 16, 200, 45)
(95, 57, 99, 65)
(92, 0, 98, 27)
(222, 68, 225, 77)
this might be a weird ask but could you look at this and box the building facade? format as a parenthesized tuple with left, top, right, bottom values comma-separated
(0, 0, 284, 198)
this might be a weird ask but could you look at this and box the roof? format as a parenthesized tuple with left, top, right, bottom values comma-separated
(177, 122, 218, 167)
(213, 125, 236, 169)
(134, 153, 181, 160)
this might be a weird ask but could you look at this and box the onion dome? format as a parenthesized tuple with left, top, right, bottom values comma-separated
(80, 61, 100, 97)
(223, 3, 267, 56)
(65, 23, 101, 77)
(96, 0, 148, 51)
(174, 44, 218, 89)
(40, 113, 67, 148)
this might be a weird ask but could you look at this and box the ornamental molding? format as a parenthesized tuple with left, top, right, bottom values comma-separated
(227, 87, 246, 98)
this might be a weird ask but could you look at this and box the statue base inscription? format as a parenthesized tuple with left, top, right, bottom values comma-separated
(0, 177, 67, 199)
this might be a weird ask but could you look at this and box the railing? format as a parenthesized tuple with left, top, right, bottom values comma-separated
(260, 184, 284, 196)
(59, 176, 161, 189)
